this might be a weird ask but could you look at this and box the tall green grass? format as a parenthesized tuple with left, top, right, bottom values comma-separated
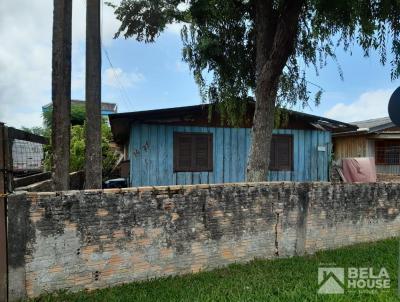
(31, 238, 399, 302)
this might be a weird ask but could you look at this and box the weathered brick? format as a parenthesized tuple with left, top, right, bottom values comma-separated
(6, 182, 400, 300)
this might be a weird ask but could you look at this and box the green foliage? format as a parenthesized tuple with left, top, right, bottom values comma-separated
(24, 107, 117, 178)
(21, 126, 48, 137)
(30, 238, 399, 301)
(110, 0, 400, 124)
(68, 121, 118, 178)
(43, 104, 86, 128)
(101, 122, 119, 178)
(70, 125, 86, 172)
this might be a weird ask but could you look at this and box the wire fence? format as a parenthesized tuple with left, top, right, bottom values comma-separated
(6, 127, 49, 178)
(12, 139, 45, 176)
(375, 146, 400, 165)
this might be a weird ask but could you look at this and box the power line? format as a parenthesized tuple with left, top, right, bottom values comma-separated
(100, 0, 134, 110)
(102, 46, 135, 109)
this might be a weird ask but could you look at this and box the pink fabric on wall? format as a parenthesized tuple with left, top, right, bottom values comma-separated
(342, 157, 377, 183)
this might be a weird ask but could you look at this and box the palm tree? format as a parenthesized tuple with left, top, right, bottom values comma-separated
(52, 0, 72, 190)
(85, 0, 102, 189)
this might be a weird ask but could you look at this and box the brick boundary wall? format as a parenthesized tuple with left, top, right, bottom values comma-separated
(7, 182, 400, 300)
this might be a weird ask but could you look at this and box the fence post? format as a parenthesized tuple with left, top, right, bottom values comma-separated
(4, 128, 13, 193)
(0, 123, 8, 302)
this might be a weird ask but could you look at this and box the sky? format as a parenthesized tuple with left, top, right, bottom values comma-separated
(1, 0, 400, 129)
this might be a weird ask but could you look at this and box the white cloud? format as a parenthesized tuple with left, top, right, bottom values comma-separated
(165, 23, 185, 35)
(103, 67, 145, 88)
(324, 89, 393, 122)
(0, 0, 121, 128)
(0, 0, 52, 128)
(164, 2, 189, 35)
(72, 0, 121, 45)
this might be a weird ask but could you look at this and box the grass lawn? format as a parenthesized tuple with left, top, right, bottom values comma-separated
(32, 238, 399, 302)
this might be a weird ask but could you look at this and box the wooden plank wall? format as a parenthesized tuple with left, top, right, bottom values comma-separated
(129, 124, 332, 186)
(333, 136, 368, 159)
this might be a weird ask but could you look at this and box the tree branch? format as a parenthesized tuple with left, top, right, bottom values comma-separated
(259, 0, 305, 85)
(255, 0, 277, 77)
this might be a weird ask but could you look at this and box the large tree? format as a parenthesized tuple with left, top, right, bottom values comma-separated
(52, 0, 72, 190)
(85, 0, 103, 189)
(110, 0, 400, 182)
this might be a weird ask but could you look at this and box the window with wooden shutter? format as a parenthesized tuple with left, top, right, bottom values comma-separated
(173, 132, 213, 172)
(269, 135, 293, 171)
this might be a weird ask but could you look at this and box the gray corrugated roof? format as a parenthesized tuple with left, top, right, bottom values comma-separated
(351, 116, 393, 130)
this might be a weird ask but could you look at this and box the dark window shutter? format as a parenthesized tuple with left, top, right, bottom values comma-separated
(375, 141, 385, 164)
(174, 134, 192, 171)
(194, 135, 212, 170)
(270, 135, 293, 171)
(270, 138, 276, 169)
(174, 132, 213, 172)
(207, 134, 213, 170)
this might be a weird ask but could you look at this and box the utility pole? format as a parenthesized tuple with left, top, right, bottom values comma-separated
(52, 0, 72, 191)
(85, 0, 102, 189)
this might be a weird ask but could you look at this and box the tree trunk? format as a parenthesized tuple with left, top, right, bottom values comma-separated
(246, 0, 304, 182)
(85, 0, 102, 189)
(246, 79, 278, 182)
(52, 0, 72, 191)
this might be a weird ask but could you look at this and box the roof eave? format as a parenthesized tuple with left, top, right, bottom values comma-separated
(109, 104, 356, 143)
(332, 130, 368, 137)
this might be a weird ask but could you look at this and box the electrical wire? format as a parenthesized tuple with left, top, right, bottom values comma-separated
(100, 0, 134, 110)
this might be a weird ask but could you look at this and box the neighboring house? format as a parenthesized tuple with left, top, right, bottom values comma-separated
(42, 99, 118, 116)
(109, 104, 355, 187)
(333, 116, 400, 174)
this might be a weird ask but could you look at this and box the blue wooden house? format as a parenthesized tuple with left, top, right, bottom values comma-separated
(109, 104, 354, 186)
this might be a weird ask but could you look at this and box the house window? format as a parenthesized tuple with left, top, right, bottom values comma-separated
(173, 132, 213, 172)
(375, 140, 400, 165)
(270, 135, 293, 171)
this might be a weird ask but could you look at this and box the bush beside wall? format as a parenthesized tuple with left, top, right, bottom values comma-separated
(7, 182, 400, 300)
